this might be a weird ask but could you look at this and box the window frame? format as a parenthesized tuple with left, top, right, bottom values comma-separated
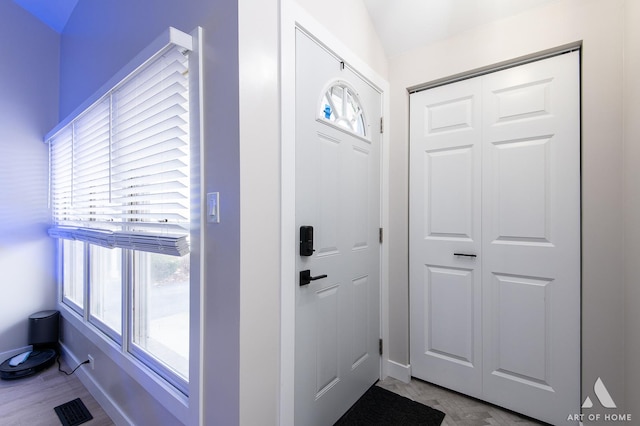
(61, 239, 86, 315)
(52, 27, 202, 418)
(87, 245, 124, 345)
(129, 250, 190, 390)
(61, 243, 190, 393)
(318, 79, 369, 139)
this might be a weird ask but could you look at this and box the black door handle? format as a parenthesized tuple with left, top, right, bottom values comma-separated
(299, 270, 328, 286)
(454, 253, 477, 258)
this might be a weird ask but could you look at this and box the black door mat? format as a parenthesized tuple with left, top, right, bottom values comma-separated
(334, 385, 445, 426)
(54, 398, 93, 426)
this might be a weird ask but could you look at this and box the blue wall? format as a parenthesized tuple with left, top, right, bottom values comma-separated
(0, 1, 59, 355)
(59, 1, 241, 424)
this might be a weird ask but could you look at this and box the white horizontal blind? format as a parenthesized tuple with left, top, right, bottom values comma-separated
(112, 47, 190, 233)
(48, 45, 191, 256)
(50, 127, 74, 224)
(74, 98, 114, 226)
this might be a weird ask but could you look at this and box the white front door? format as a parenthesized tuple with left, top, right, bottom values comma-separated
(295, 29, 382, 426)
(410, 51, 580, 425)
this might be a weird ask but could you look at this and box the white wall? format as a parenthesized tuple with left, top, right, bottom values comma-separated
(238, 0, 281, 424)
(0, 2, 59, 355)
(623, 0, 640, 415)
(294, 0, 388, 78)
(60, 321, 182, 425)
(387, 0, 628, 420)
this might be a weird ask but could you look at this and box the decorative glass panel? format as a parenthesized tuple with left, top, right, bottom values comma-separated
(320, 82, 366, 137)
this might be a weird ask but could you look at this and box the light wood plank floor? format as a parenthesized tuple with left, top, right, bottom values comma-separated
(377, 377, 548, 426)
(1, 358, 547, 426)
(0, 357, 113, 426)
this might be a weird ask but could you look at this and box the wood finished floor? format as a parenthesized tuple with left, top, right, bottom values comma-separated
(0, 357, 113, 426)
(0, 359, 545, 426)
(377, 377, 546, 426)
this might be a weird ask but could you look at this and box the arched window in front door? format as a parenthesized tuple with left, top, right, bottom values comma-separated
(319, 81, 367, 137)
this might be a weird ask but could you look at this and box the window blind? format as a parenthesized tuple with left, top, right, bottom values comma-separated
(48, 43, 191, 257)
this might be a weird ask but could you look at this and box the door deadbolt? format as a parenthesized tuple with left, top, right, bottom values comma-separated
(300, 226, 315, 256)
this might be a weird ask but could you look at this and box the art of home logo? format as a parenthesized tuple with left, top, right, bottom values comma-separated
(567, 377, 632, 423)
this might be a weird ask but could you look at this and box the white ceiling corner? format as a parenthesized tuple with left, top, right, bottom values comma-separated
(13, 0, 80, 33)
(362, 0, 560, 57)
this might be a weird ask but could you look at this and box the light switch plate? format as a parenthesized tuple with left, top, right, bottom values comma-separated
(207, 192, 220, 223)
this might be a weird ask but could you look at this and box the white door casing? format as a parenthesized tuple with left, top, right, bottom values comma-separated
(295, 29, 382, 426)
(410, 51, 580, 425)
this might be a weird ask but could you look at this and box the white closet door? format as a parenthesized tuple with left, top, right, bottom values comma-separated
(409, 77, 483, 398)
(410, 52, 580, 426)
(481, 51, 580, 424)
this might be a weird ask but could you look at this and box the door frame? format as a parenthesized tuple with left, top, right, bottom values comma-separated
(406, 42, 582, 93)
(280, 2, 391, 424)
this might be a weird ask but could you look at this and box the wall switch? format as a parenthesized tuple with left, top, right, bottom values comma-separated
(207, 192, 220, 223)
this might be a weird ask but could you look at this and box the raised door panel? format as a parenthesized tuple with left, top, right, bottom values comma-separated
(350, 146, 370, 251)
(315, 285, 340, 398)
(424, 146, 474, 241)
(490, 273, 551, 389)
(314, 132, 341, 257)
(490, 79, 552, 124)
(425, 96, 474, 135)
(488, 137, 552, 246)
(350, 275, 370, 369)
(424, 265, 475, 366)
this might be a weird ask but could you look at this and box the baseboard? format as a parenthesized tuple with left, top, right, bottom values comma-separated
(0, 345, 32, 363)
(60, 343, 133, 426)
(385, 359, 412, 383)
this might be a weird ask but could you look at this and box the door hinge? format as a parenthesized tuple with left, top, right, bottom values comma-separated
(379, 228, 383, 244)
(380, 117, 384, 134)
(379, 338, 383, 356)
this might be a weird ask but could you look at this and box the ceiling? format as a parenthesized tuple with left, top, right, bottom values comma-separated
(362, 0, 559, 57)
(13, 0, 79, 33)
(13, 0, 559, 54)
